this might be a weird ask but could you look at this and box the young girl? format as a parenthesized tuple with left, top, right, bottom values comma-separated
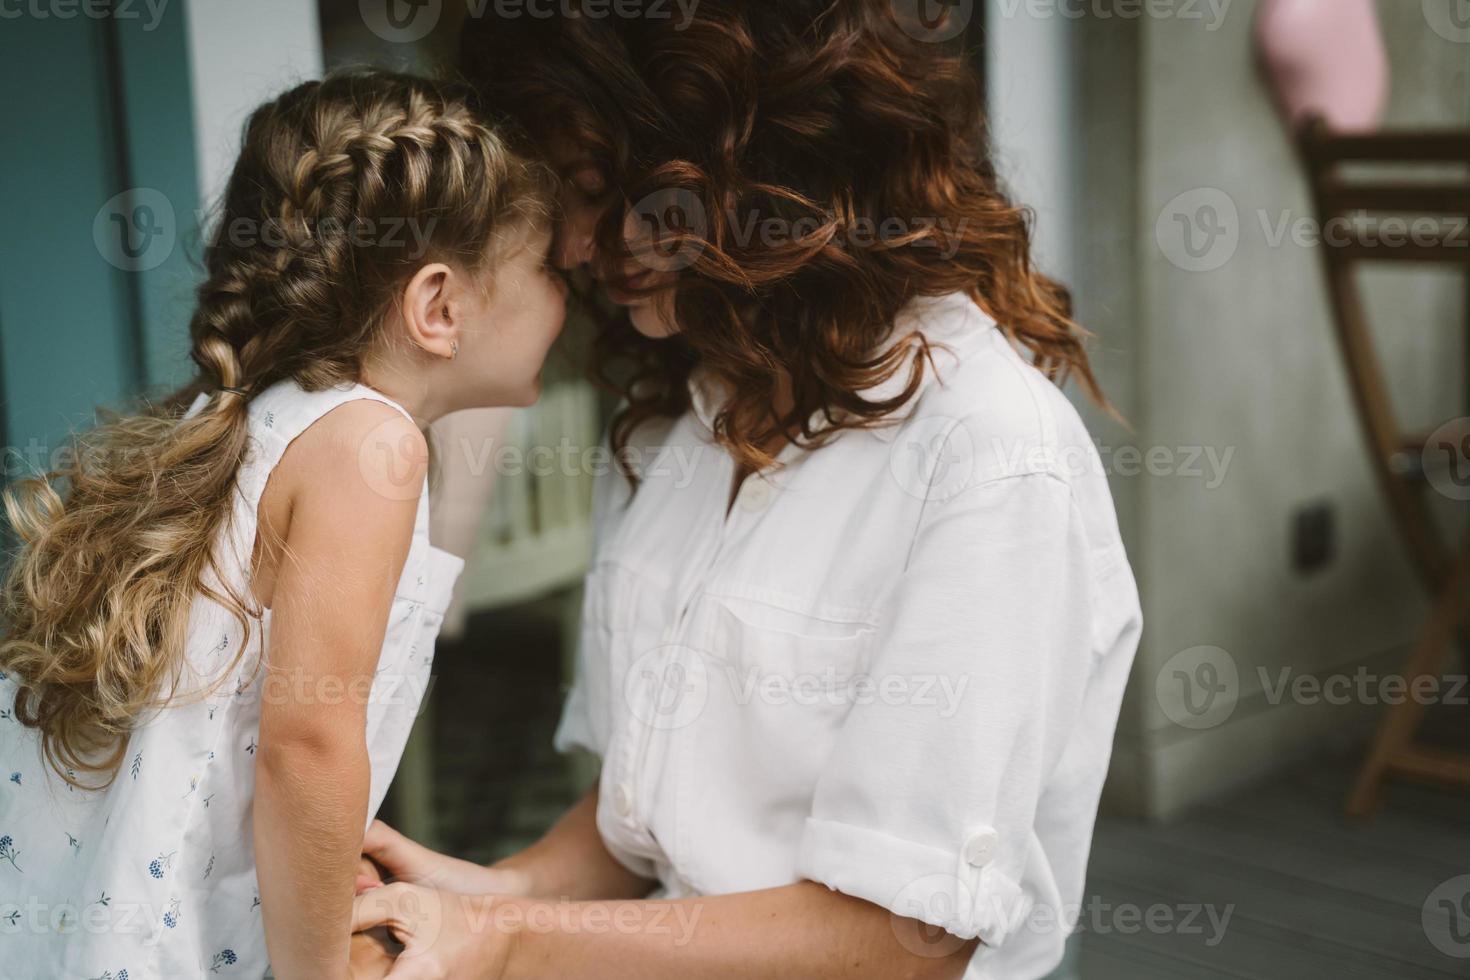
(0, 70, 564, 979)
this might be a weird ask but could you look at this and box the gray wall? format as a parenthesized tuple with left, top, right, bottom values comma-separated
(1058, 0, 1470, 817)
(187, 0, 324, 210)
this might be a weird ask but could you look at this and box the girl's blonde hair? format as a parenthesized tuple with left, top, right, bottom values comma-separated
(0, 70, 551, 787)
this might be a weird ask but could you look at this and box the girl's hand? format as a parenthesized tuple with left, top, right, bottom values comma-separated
(350, 882, 518, 980)
(363, 820, 533, 897)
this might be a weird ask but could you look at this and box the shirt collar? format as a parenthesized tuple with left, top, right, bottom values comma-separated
(686, 291, 995, 432)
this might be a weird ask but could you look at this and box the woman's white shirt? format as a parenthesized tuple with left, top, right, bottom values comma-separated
(556, 292, 1142, 980)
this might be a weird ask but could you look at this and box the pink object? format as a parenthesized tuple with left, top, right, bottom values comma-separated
(1254, 0, 1389, 133)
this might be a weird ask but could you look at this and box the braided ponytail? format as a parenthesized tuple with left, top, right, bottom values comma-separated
(0, 70, 552, 786)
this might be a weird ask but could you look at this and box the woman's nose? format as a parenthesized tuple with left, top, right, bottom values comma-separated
(554, 224, 597, 270)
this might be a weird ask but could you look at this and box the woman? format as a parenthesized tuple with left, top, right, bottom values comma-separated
(351, 4, 1142, 978)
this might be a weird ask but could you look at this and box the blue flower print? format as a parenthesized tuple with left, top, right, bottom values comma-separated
(87, 971, 129, 980)
(147, 851, 176, 880)
(0, 835, 20, 872)
(163, 898, 181, 929)
(209, 949, 237, 972)
(8, 772, 18, 786)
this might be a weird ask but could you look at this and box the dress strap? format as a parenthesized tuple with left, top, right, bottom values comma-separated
(229, 379, 425, 532)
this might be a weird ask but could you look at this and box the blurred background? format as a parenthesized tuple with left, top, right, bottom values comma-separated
(2, 1, 1469, 977)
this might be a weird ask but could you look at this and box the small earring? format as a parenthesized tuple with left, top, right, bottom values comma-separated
(449, 341, 459, 360)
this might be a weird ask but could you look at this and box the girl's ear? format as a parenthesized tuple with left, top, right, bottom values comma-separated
(400, 263, 459, 360)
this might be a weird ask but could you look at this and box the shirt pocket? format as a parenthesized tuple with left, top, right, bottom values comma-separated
(702, 597, 876, 779)
(673, 596, 875, 890)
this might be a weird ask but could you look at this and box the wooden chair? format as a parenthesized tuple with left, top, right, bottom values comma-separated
(1298, 119, 1470, 816)
(389, 382, 601, 848)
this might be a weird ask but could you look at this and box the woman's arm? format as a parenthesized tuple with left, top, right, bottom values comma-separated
(362, 787, 653, 901)
(493, 787, 654, 900)
(353, 880, 975, 980)
(255, 404, 426, 980)
(509, 882, 976, 980)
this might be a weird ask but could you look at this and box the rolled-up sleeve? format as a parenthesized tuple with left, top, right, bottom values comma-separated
(796, 468, 1100, 948)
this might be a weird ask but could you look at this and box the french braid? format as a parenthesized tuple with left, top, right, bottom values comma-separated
(1, 70, 551, 787)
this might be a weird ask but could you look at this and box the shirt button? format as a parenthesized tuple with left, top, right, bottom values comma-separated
(962, 827, 1000, 867)
(613, 783, 635, 818)
(739, 479, 771, 512)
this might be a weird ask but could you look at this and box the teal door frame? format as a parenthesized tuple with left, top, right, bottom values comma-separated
(0, 0, 201, 474)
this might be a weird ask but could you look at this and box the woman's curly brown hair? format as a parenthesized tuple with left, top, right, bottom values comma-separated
(462, 0, 1104, 473)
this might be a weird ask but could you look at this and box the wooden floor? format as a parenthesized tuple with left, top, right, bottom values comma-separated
(1061, 753, 1470, 980)
(408, 605, 1470, 978)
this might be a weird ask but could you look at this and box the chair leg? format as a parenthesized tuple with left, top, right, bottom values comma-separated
(1347, 539, 1470, 818)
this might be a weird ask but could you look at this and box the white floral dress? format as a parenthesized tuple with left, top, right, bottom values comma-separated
(0, 380, 462, 980)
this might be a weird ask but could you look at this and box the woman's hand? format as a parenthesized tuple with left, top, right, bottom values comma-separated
(362, 820, 533, 896)
(351, 881, 519, 980)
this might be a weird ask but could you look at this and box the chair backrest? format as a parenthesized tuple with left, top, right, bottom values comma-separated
(453, 380, 601, 616)
(1300, 123, 1470, 264)
(1297, 119, 1470, 591)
